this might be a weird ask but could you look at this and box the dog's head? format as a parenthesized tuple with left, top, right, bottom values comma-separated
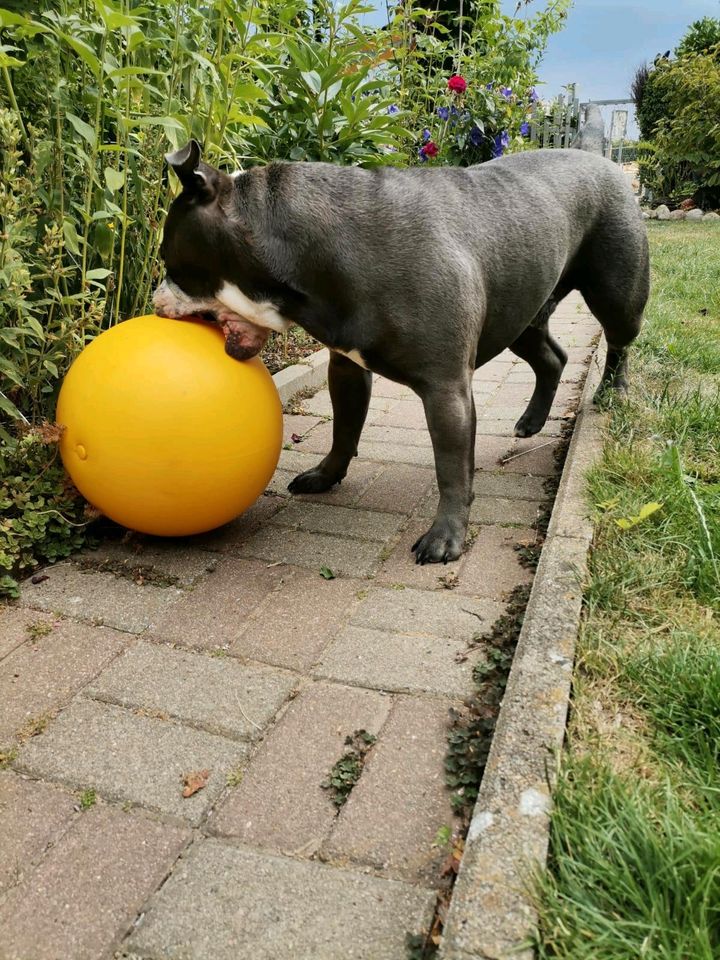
(154, 140, 290, 359)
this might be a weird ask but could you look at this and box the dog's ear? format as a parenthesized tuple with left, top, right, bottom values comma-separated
(165, 139, 217, 200)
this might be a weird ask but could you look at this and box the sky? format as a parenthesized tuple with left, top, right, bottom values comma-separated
(505, 0, 720, 136)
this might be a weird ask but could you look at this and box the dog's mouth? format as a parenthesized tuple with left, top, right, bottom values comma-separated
(180, 310, 270, 361)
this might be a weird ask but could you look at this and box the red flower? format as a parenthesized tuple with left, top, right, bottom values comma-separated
(421, 141, 439, 158)
(447, 75, 467, 94)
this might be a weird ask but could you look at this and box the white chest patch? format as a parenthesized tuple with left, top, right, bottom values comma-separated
(217, 281, 293, 334)
(334, 347, 368, 370)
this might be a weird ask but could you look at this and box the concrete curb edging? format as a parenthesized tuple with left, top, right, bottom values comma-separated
(440, 346, 607, 960)
(272, 347, 330, 405)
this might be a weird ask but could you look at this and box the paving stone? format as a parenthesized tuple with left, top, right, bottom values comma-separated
(474, 415, 564, 438)
(211, 681, 391, 854)
(475, 364, 510, 383)
(0, 607, 55, 661)
(77, 539, 220, 588)
(376, 521, 469, 590)
(18, 699, 247, 825)
(0, 772, 77, 894)
(373, 378, 415, 399)
(127, 838, 434, 960)
(564, 345, 594, 364)
(283, 413, 323, 442)
(374, 399, 432, 430)
(292, 459, 380, 507)
(191, 495, 286, 553)
(230, 569, 363, 671)
(88, 641, 296, 741)
(0, 803, 189, 960)
(501, 437, 564, 476)
(237, 527, 383, 578)
(458, 526, 536, 599)
(356, 463, 435, 515)
(267, 501, 404, 542)
(315, 625, 477, 697)
(0, 619, 128, 745)
(20, 562, 184, 634)
(470, 496, 543, 527)
(300, 389, 333, 416)
(361, 423, 432, 447)
(474, 436, 515, 471)
(150, 558, 285, 651)
(266, 467, 296, 496)
(351, 587, 502, 642)
(303, 390, 391, 418)
(278, 447, 325, 474)
(505, 367, 536, 384)
(324, 697, 455, 882)
(473, 473, 549, 501)
(561, 361, 590, 382)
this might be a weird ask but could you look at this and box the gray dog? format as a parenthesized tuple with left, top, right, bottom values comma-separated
(154, 141, 649, 564)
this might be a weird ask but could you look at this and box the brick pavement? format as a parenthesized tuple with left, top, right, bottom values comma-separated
(0, 293, 598, 959)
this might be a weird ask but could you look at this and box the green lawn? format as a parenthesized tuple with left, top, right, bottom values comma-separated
(535, 223, 720, 960)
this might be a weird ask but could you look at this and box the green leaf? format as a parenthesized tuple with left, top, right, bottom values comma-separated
(62, 219, 81, 256)
(319, 565, 336, 580)
(301, 70, 322, 95)
(66, 112, 96, 148)
(233, 81, 270, 102)
(57, 33, 101, 79)
(104, 166, 125, 192)
(42, 359, 59, 378)
(86, 268, 111, 280)
(0, 46, 24, 68)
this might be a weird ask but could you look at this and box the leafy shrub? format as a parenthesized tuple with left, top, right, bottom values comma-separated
(675, 16, 720, 58)
(640, 53, 720, 207)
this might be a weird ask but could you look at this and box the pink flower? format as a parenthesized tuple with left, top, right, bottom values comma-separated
(420, 141, 439, 159)
(448, 75, 467, 94)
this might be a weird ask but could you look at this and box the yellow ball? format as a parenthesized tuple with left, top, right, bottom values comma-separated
(57, 314, 283, 536)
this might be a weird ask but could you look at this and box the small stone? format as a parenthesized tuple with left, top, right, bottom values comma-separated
(703, 211, 720, 221)
(668, 209, 686, 220)
(655, 204, 671, 220)
(642, 208, 658, 219)
(686, 208, 703, 221)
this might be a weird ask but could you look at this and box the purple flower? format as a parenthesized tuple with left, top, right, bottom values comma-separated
(520, 121, 530, 136)
(528, 87, 539, 102)
(417, 148, 428, 162)
(486, 82, 494, 90)
(387, 104, 399, 114)
(437, 106, 449, 121)
(499, 86, 512, 100)
(469, 125, 483, 147)
(422, 127, 431, 142)
(491, 130, 510, 158)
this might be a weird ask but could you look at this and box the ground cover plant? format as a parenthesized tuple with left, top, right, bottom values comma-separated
(0, 0, 568, 596)
(535, 221, 720, 959)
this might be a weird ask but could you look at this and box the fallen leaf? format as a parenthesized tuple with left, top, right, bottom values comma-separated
(181, 769, 210, 798)
(31, 575, 49, 585)
(291, 433, 303, 443)
(320, 565, 336, 580)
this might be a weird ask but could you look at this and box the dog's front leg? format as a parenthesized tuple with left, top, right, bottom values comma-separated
(412, 375, 476, 564)
(288, 350, 372, 494)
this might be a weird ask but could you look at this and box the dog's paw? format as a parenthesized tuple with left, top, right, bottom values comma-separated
(513, 413, 543, 438)
(411, 522, 465, 565)
(288, 467, 342, 495)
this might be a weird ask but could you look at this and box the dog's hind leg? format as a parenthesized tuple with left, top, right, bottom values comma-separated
(509, 308, 568, 438)
(580, 223, 649, 402)
(288, 351, 372, 494)
(412, 373, 476, 564)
